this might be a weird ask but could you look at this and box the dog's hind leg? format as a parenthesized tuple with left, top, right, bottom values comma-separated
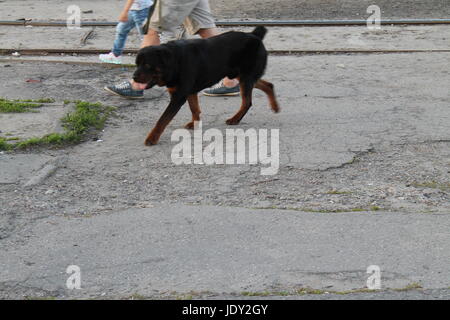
(145, 90, 187, 145)
(226, 81, 255, 125)
(184, 94, 201, 129)
(255, 79, 280, 113)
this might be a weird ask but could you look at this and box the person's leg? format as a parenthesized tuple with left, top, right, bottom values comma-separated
(196, 27, 218, 38)
(100, 16, 135, 64)
(132, 8, 151, 40)
(127, 28, 160, 90)
(105, 26, 161, 97)
(112, 15, 135, 57)
(141, 29, 161, 48)
(200, 26, 240, 95)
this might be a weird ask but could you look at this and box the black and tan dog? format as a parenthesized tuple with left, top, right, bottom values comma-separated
(133, 26, 279, 146)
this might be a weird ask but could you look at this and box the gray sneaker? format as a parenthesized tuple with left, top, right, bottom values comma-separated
(104, 81, 144, 99)
(203, 80, 240, 97)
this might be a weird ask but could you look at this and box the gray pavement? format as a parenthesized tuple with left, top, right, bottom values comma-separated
(1, 52, 449, 299)
(1, 205, 449, 299)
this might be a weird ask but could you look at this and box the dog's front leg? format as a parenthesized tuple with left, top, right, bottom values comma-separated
(184, 94, 201, 129)
(145, 91, 186, 146)
(226, 81, 254, 125)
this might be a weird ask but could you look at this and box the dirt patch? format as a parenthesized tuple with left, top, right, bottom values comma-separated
(0, 103, 70, 141)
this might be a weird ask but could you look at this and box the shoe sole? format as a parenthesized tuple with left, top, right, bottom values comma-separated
(203, 91, 240, 97)
(104, 86, 144, 99)
(99, 60, 122, 65)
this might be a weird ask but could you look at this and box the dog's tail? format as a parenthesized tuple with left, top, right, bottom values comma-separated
(251, 26, 267, 40)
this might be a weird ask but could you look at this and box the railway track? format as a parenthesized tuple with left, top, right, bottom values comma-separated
(1, 19, 448, 58)
(1, 19, 450, 27)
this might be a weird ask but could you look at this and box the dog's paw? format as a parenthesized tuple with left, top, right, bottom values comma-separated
(226, 118, 240, 125)
(184, 121, 195, 130)
(144, 137, 158, 146)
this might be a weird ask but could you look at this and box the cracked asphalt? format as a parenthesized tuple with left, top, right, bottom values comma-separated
(1, 51, 449, 299)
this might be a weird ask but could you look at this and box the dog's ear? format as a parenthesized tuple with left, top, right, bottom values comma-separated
(136, 46, 153, 66)
(135, 51, 142, 66)
(157, 46, 176, 82)
(135, 49, 147, 66)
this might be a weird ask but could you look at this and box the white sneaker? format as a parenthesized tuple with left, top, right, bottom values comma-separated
(99, 52, 122, 64)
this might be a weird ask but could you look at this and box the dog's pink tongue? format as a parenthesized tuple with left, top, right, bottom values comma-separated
(134, 82, 147, 90)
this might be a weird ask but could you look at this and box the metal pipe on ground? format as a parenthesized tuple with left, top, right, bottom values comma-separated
(0, 19, 450, 27)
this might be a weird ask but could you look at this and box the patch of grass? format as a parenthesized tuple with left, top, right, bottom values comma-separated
(61, 101, 110, 136)
(251, 206, 384, 213)
(410, 181, 450, 192)
(5, 137, 20, 141)
(241, 288, 326, 297)
(333, 288, 377, 295)
(25, 296, 57, 300)
(0, 100, 114, 151)
(13, 132, 78, 149)
(241, 291, 271, 297)
(392, 282, 422, 292)
(239, 283, 423, 297)
(128, 293, 147, 300)
(0, 137, 13, 151)
(296, 288, 327, 295)
(302, 207, 379, 213)
(0, 97, 45, 113)
(15, 98, 55, 103)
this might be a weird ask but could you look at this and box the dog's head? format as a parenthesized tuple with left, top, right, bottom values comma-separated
(133, 46, 175, 89)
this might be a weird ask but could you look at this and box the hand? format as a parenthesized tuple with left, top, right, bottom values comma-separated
(118, 11, 128, 22)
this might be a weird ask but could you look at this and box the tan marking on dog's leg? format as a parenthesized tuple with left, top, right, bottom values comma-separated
(226, 82, 254, 125)
(184, 94, 202, 129)
(255, 79, 280, 113)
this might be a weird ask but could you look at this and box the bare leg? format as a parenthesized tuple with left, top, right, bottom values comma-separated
(141, 29, 161, 47)
(197, 27, 219, 38)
